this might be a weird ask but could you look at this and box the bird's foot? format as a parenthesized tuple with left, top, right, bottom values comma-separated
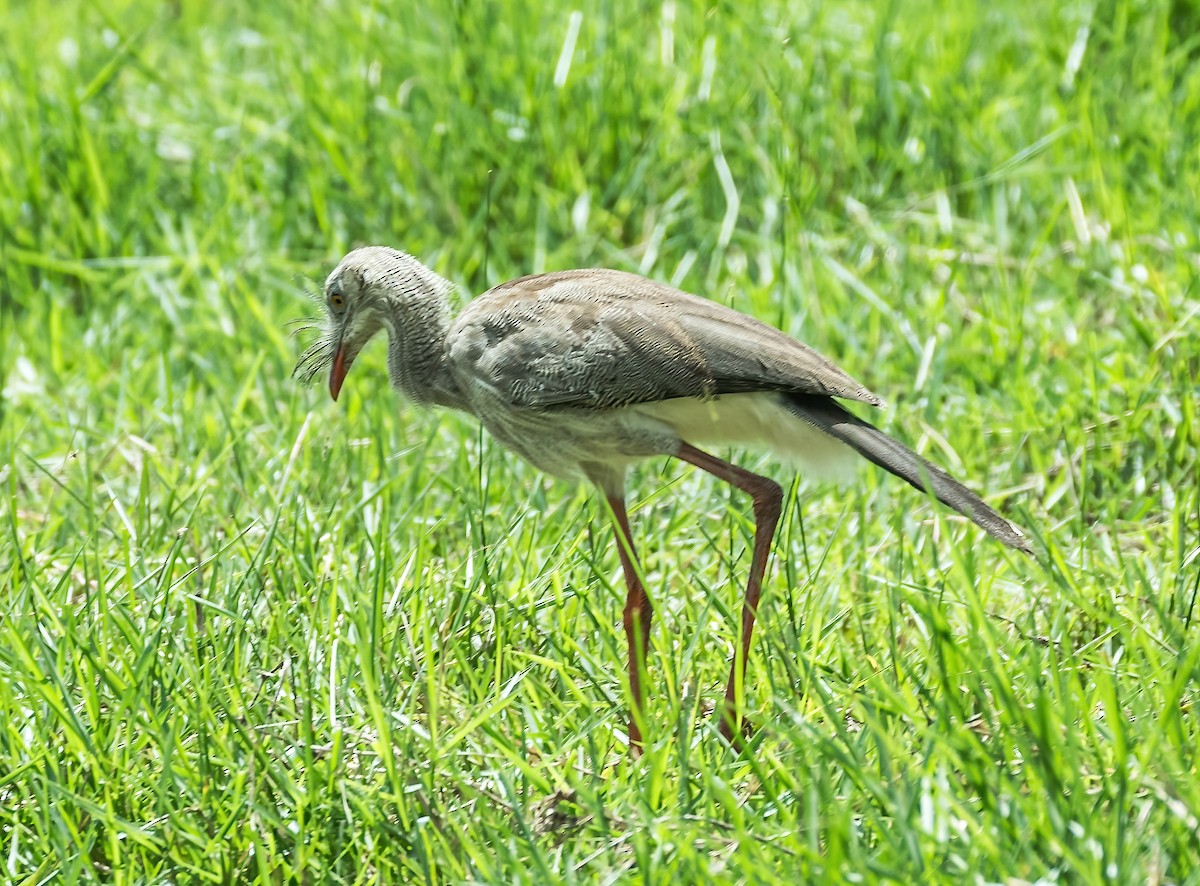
(716, 705, 755, 749)
(627, 719, 644, 759)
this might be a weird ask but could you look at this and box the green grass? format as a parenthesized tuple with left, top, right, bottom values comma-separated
(2, 0, 1198, 881)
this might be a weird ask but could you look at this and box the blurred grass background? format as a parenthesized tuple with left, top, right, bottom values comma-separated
(1, 0, 1198, 881)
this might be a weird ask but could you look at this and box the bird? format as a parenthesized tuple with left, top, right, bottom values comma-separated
(295, 245, 1031, 752)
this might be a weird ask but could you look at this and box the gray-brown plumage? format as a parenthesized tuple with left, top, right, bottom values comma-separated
(296, 245, 1031, 752)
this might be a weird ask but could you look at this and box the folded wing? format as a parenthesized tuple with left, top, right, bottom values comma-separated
(448, 269, 883, 410)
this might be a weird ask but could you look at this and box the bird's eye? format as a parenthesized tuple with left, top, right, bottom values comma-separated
(330, 293, 345, 310)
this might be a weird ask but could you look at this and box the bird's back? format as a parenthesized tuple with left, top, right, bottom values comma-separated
(447, 268, 883, 413)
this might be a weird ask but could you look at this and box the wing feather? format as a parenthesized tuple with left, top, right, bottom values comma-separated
(447, 269, 882, 410)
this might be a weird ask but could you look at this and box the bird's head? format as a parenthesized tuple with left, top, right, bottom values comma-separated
(293, 246, 450, 401)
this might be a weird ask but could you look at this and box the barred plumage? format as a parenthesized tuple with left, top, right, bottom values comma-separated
(296, 245, 1032, 752)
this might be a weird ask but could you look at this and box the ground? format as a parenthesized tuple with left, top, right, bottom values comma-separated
(1, 0, 1198, 882)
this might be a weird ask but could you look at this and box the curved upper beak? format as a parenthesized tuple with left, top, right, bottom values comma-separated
(327, 308, 379, 402)
(329, 336, 352, 401)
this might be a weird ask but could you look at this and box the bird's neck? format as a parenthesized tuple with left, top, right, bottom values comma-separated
(382, 278, 466, 411)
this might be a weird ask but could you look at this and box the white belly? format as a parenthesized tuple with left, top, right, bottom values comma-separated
(625, 392, 858, 481)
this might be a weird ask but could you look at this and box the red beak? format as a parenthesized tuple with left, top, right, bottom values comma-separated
(329, 342, 351, 401)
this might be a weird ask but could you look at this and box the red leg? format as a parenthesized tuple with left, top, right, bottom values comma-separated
(675, 443, 783, 742)
(607, 493, 653, 755)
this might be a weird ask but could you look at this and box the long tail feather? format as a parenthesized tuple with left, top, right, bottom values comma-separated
(784, 394, 1032, 553)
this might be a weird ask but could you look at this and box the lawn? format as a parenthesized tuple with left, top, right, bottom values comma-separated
(2, 0, 1198, 881)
